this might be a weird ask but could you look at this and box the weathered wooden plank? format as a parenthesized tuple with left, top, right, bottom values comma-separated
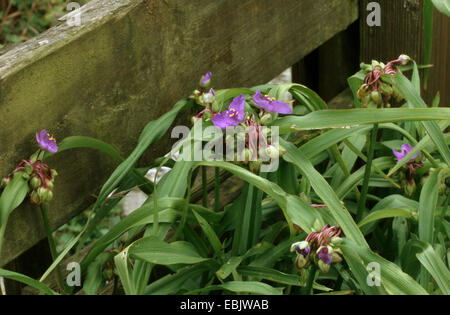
(360, 0, 449, 106)
(0, 0, 358, 266)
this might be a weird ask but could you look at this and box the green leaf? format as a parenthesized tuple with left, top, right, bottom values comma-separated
(340, 239, 428, 295)
(413, 240, 450, 294)
(192, 210, 222, 256)
(186, 281, 283, 295)
(280, 138, 368, 247)
(128, 236, 208, 265)
(237, 265, 302, 286)
(391, 73, 450, 166)
(0, 269, 57, 295)
(432, 0, 450, 17)
(42, 136, 123, 162)
(358, 208, 416, 227)
(272, 107, 450, 134)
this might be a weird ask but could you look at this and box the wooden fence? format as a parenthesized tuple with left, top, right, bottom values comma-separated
(0, 0, 447, 289)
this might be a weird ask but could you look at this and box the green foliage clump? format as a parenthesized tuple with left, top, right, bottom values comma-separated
(0, 0, 90, 48)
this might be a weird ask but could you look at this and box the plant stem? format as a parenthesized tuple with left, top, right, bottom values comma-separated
(39, 203, 65, 293)
(303, 265, 317, 295)
(357, 123, 379, 222)
(333, 144, 361, 201)
(202, 166, 208, 207)
(214, 167, 220, 212)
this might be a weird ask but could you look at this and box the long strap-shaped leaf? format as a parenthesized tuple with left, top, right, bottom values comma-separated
(280, 138, 368, 247)
(391, 73, 450, 166)
(272, 107, 450, 134)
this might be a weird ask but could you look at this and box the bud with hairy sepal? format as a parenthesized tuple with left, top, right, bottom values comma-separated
(295, 254, 310, 270)
(249, 160, 262, 173)
(37, 187, 49, 202)
(30, 176, 41, 190)
(370, 91, 382, 106)
(317, 259, 331, 274)
(404, 179, 416, 198)
(331, 236, 343, 246)
(30, 190, 41, 205)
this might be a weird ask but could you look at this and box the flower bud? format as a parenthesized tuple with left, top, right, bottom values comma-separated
(50, 169, 58, 178)
(200, 72, 212, 88)
(370, 91, 382, 106)
(46, 190, 54, 202)
(30, 176, 41, 190)
(24, 164, 33, 175)
(295, 254, 309, 270)
(30, 191, 41, 205)
(260, 113, 273, 125)
(331, 252, 343, 264)
(398, 54, 411, 65)
(37, 187, 49, 201)
(22, 173, 30, 180)
(318, 259, 331, 274)
(404, 180, 417, 198)
(46, 180, 54, 190)
(380, 84, 393, 97)
(265, 145, 280, 160)
(357, 84, 370, 99)
(1, 177, 10, 188)
(331, 236, 343, 246)
(249, 160, 262, 173)
(361, 95, 371, 108)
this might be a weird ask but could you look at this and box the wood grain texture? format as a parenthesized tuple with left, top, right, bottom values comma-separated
(360, 0, 449, 106)
(0, 0, 358, 266)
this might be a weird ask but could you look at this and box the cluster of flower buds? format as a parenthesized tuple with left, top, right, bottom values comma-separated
(1, 158, 58, 205)
(291, 224, 343, 274)
(357, 55, 411, 108)
(1, 129, 58, 206)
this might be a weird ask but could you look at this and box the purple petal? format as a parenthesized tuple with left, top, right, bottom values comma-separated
(228, 94, 245, 121)
(36, 129, 58, 153)
(393, 143, 419, 162)
(212, 112, 239, 129)
(317, 247, 332, 265)
(252, 90, 292, 114)
(201, 72, 212, 86)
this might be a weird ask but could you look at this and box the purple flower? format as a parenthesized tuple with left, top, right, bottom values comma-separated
(317, 246, 332, 265)
(201, 72, 212, 87)
(252, 90, 292, 114)
(36, 129, 58, 153)
(212, 94, 245, 129)
(392, 144, 419, 162)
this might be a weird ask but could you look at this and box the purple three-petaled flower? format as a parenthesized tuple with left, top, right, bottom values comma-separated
(317, 246, 332, 265)
(392, 144, 419, 162)
(36, 129, 58, 153)
(252, 90, 292, 114)
(212, 95, 245, 129)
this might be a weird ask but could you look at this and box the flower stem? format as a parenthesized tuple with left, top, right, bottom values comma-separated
(214, 167, 220, 212)
(303, 265, 317, 295)
(202, 166, 208, 207)
(357, 123, 379, 222)
(39, 203, 65, 293)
